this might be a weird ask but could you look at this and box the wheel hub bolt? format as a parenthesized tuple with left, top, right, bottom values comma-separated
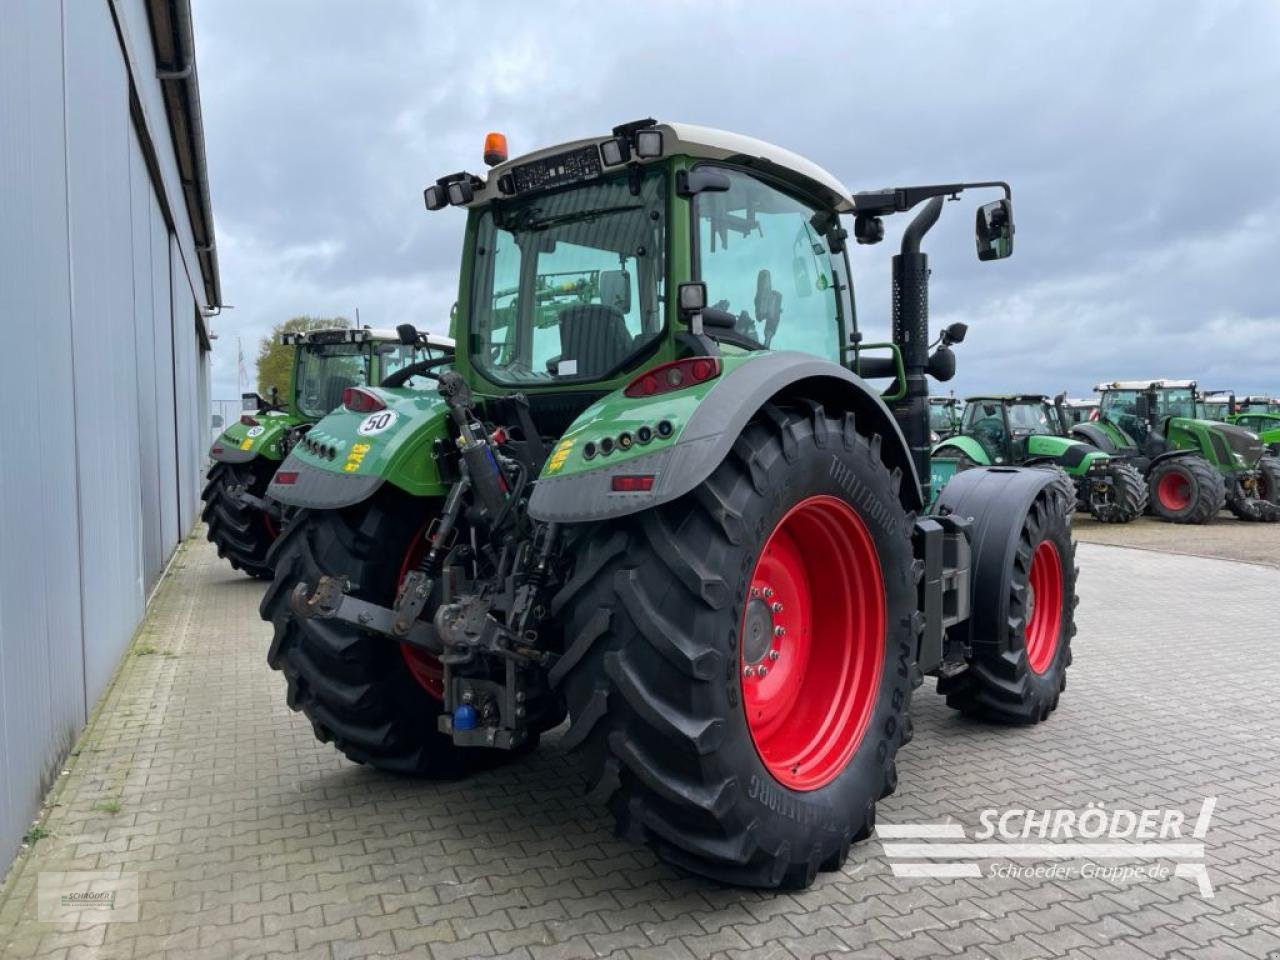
(758, 666, 768, 677)
(768, 649, 780, 661)
(743, 665, 756, 677)
(771, 602, 783, 613)
(751, 587, 760, 598)
(774, 625, 785, 637)
(763, 587, 774, 599)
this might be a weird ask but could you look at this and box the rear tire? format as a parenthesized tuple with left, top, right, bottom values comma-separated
(555, 402, 917, 888)
(201, 460, 279, 578)
(937, 475, 1077, 724)
(1147, 456, 1223, 524)
(260, 492, 476, 776)
(1085, 462, 1147, 523)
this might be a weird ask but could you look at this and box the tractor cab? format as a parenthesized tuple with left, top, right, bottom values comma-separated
(928, 396, 962, 441)
(1094, 379, 1200, 451)
(961, 395, 1062, 463)
(276, 327, 450, 420)
(1236, 395, 1280, 415)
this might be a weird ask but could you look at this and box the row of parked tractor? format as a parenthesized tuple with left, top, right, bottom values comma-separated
(926, 384, 1280, 526)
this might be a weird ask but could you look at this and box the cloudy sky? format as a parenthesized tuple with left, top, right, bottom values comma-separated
(193, 0, 1280, 403)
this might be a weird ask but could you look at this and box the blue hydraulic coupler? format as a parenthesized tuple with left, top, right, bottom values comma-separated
(453, 703, 478, 731)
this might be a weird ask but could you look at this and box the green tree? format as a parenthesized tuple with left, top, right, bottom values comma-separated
(256, 315, 350, 401)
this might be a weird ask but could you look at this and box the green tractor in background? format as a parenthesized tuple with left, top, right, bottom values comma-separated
(258, 120, 1080, 888)
(932, 394, 1146, 523)
(1072, 379, 1280, 523)
(203, 327, 451, 577)
(928, 395, 962, 442)
(1230, 397, 1280, 457)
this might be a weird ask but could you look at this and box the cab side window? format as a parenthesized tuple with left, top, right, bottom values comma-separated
(695, 168, 841, 361)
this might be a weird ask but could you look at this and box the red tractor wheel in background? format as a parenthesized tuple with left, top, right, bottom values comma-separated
(1147, 456, 1223, 524)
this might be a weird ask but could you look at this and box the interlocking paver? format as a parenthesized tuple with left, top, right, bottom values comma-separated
(0, 531, 1278, 960)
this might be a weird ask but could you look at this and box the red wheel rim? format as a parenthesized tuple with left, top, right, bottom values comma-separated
(1157, 471, 1191, 511)
(1025, 539, 1064, 674)
(397, 521, 444, 700)
(740, 495, 884, 792)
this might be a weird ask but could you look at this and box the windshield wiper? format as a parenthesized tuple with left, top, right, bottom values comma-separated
(524, 204, 642, 231)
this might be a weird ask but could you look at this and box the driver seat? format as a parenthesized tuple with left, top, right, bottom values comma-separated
(557, 304, 632, 378)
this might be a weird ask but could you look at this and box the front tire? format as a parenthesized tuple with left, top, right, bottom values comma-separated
(937, 474, 1077, 724)
(1147, 456, 1224, 524)
(201, 459, 280, 578)
(1085, 462, 1148, 523)
(554, 402, 916, 888)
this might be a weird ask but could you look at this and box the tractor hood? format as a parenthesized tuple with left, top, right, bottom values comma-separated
(1211, 422, 1265, 467)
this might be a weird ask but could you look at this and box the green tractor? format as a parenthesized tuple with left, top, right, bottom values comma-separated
(203, 327, 451, 576)
(932, 394, 1146, 523)
(259, 120, 1079, 888)
(1230, 398, 1280, 458)
(928, 395, 962, 441)
(1072, 379, 1280, 523)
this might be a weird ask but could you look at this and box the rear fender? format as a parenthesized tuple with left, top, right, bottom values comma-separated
(527, 351, 922, 524)
(932, 466, 1064, 652)
(209, 413, 297, 464)
(932, 436, 989, 464)
(267, 388, 452, 509)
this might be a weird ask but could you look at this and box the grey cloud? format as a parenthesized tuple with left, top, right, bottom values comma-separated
(194, 0, 1280, 402)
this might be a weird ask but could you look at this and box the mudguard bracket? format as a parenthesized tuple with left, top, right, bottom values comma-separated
(913, 514, 972, 675)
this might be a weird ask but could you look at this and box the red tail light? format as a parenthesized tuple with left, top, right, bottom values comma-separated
(275, 471, 299, 485)
(611, 474, 656, 492)
(343, 387, 386, 413)
(240, 415, 259, 426)
(625, 358, 721, 398)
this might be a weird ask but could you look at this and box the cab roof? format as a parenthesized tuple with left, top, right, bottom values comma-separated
(1094, 379, 1196, 391)
(281, 328, 454, 349)
(461, 121, 855, 213)
(964, 394, 1050, 404)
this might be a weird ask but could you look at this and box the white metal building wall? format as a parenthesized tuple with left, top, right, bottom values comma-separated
(0, 0, 214, 860)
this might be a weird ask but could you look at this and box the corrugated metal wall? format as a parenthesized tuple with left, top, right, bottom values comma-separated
(0, 0, 213, 860)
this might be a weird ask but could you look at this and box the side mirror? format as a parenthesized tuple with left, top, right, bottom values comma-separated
(940, 321, 968, 346)
(396, 323, 419, 346)
(926, 345, 956, 382)
(975, 199, 1014, 261)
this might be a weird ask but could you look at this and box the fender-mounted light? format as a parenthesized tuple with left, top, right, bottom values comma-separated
(624, 357, 721, 398)
(275, 471, 299, 485)
(343, 386, 386, 413)
(611, 474, 655, 492)
(212, 445, 224, 455)
(240, 415, 259, 426)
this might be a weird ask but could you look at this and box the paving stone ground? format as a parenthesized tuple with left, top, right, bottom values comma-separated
(1, 528, 1277, 960)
